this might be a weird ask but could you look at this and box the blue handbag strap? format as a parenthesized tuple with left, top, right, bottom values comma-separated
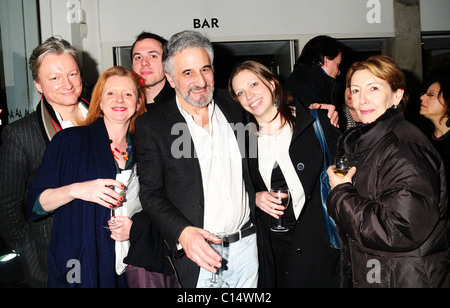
(310, 109, 341, 249)
(310, 109, 331, 166)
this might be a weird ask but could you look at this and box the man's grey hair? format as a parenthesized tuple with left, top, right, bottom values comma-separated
(162, 30, 214, 78)
(29, 36, 81, 81)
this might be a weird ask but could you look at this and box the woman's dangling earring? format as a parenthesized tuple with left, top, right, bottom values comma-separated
(274, 101, 279, 109)
(246, 111, 251, 123)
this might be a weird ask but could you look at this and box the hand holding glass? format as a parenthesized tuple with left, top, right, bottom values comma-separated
(333, 157, 356, 177)
(205, 233, 229, 288)
(103, 183, 126, 229)
(270, 188, 291, 232)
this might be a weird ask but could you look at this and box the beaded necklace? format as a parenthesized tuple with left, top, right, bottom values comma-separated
(109, 135, 132, 161)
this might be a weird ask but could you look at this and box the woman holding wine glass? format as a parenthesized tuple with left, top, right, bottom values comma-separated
(229, 60, 342, 288)
(326, 55, 449, 287)
(26, 66, 146, 287)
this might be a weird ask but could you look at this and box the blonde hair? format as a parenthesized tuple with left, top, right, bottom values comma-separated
(346, 55, 409, 104)
(83, 66, 147, 133)
(29, 36, 81, 81)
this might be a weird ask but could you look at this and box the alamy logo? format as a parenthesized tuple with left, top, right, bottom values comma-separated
(66, 259, 81, 284)
(170, 122, 258, 159)
(366, 259, 381, 283)
(66, 0, 85, 24)
(367, 0, 381, 24)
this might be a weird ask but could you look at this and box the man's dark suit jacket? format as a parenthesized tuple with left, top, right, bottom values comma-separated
(145, 79, 175, 111)
(0, 97, 88, 287)
(134, 89, 257, 288)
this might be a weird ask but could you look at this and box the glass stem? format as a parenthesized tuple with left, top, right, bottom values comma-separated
(277, 215, 283, 228)
(110, 208, 115, 223)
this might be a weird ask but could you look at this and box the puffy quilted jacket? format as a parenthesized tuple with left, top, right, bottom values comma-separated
(327, 106, 450, 288)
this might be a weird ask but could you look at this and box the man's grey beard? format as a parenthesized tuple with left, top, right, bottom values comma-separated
(177, 85, 214, 108)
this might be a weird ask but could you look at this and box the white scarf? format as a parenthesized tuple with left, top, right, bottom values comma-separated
(113, 164, 142, 274)
(257, 124, 305, 219)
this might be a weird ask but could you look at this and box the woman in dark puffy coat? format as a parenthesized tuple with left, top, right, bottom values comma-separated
(326, 55, 449, 288)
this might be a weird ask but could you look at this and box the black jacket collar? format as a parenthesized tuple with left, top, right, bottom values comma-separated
(337, 104, 404, 160)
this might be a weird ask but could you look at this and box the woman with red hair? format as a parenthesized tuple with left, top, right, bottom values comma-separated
(26, 66, 146, 287)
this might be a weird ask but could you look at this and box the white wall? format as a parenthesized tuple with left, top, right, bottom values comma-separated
(38, 0, 397, 81)
(97, 0, 395, 72)
(3, 0, 449, 123)
(420, 0, 450, 32)
(97, 0, 395, 41)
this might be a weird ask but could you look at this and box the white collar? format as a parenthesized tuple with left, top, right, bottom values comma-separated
(54, 102, 89, 129)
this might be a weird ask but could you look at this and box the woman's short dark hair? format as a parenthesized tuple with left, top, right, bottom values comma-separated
(423, 67, 450, 126)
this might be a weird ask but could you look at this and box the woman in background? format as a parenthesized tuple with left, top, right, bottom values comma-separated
(419, 68, 450, 196)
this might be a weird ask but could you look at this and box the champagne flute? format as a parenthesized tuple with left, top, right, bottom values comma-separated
(103, 183, 126, 229)
(333, 157, 356, 177)
(270, 188, 291, 232)
(205, 233, 229, 288)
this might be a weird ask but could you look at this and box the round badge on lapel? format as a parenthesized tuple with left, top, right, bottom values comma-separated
(296, 163, 305, 171)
